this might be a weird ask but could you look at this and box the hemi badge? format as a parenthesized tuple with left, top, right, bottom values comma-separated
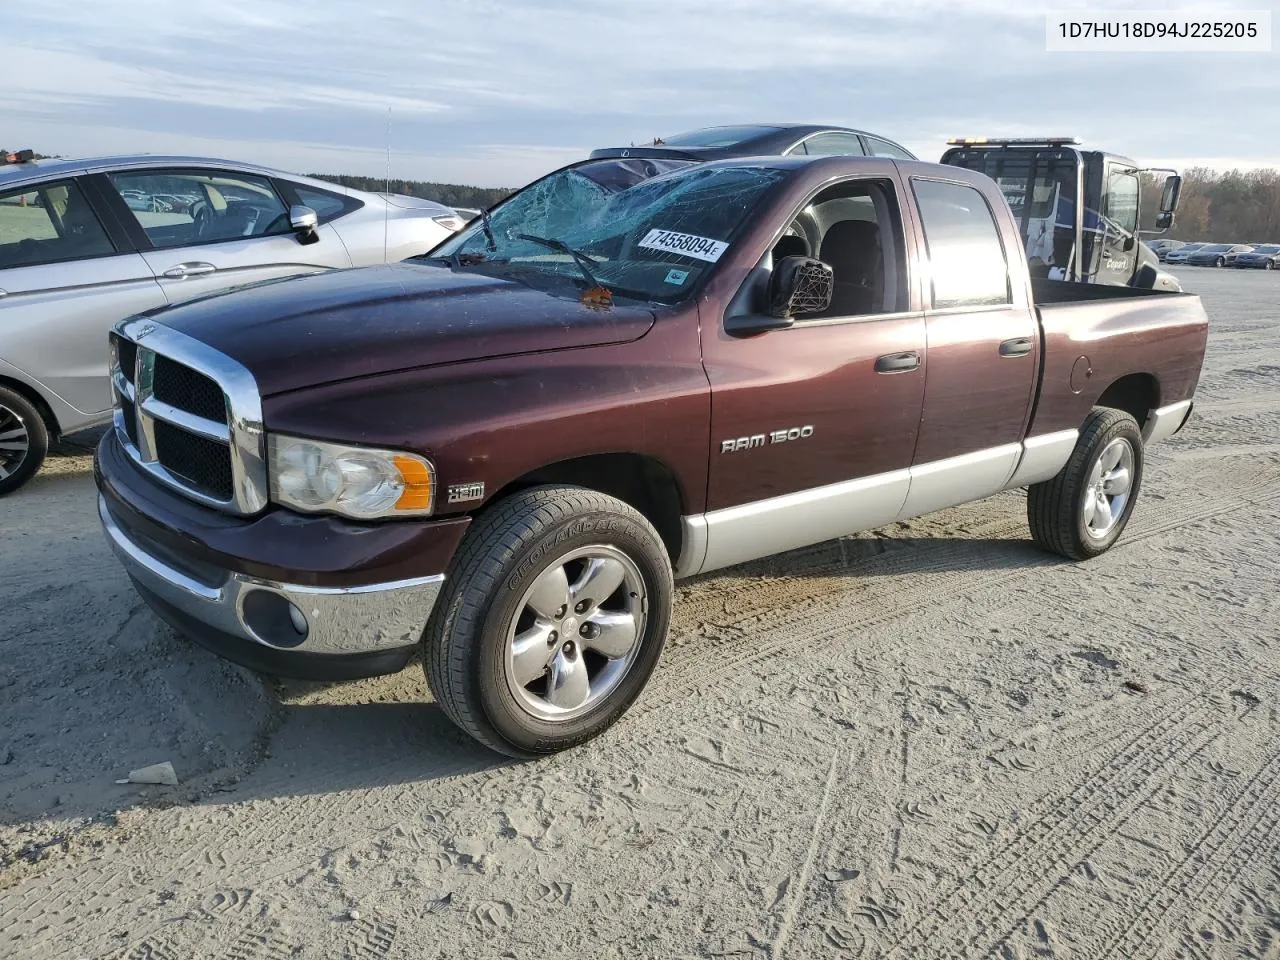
(447, 482, 485, 504)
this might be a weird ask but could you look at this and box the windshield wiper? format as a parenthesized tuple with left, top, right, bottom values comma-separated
(513, 233, 601, 290)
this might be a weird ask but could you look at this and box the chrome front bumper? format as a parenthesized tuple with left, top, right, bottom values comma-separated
(99, 495, 443, 661)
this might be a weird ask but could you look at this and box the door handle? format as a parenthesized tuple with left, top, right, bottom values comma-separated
(162, 262, 217, 279)
(874, 351, 920, 373)
(999, 337, 1034, 358)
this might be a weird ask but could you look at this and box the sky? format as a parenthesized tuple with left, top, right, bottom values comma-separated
(4, 0, 1278, 189)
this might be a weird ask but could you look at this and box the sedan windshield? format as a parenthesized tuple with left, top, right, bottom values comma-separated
(430, 159, 787, 303)
(1199, 243, 1230, 252)
(1253, 244, 1280, 254)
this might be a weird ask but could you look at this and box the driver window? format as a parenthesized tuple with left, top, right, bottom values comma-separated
(1105, 169, 1140, 235)
(107, 170, 290, 249)
(768, 180, 906, 320)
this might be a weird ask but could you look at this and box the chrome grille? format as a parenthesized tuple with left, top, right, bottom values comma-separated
(110, 319, 268, 515)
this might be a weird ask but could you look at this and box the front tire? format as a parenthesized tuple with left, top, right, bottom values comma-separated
(1216, 256, 1226, 267)
(1266, 260, 1275, 271)
(1027, 408, 1144, 561)
(424, 485, 673, 758)
(0, 387, 49, 496)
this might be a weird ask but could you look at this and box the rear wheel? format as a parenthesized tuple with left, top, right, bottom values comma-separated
(1027, 407, 1144, 560)
(424, 485, 673, 757)
(0, 387, 48, 496)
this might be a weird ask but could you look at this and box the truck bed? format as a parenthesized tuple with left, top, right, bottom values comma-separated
(1028, 278, 1210, 437)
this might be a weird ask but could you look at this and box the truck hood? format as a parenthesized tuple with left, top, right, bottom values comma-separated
(153, 263, 657, 396)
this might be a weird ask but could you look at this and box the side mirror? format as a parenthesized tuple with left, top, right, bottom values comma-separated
(1160, 175, 1182, 215)
(289, 205, 320, 245)
(724, 256, 834, 336)
(769, 256, 834, 318)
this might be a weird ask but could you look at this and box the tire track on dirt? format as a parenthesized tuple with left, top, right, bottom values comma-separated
(881, 692, 1230, 958)
(1089, 746, 1280, 960)
(7, 464, 1277, 956)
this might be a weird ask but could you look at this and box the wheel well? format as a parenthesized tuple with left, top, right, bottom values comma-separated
(1095, 374, 1159, 429)
(0, 376, 60, 437)
(487, 454, 685, 562)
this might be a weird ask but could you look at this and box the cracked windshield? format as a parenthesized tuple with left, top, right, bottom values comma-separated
(432, 159, 787, 301)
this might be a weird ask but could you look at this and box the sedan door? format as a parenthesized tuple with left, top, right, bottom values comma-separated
(97, 168, 352, 306)
(0, 177, 166, 422)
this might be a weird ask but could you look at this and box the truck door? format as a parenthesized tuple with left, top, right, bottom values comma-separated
(695, 172, 926, 572)
(1092, 163, 1141, 284)
(900, 176, 1038, 519)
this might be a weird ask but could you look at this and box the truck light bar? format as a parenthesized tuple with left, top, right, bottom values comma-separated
(1, 149, 36, 165)
(947, 137, 1081, 147)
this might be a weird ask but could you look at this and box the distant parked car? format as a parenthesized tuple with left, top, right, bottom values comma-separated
(591, 123, 918, 161)
(1145, 238, 1184, 258)
(1163, 242, 1208, 264)
(1186, 243, 1253, 267)
(0, 153, 465, 494)
(1231, 243, 1280, 270)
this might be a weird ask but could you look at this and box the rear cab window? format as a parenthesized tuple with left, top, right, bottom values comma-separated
(911, 178, 1011, 308)
(0, 179, 116, 269)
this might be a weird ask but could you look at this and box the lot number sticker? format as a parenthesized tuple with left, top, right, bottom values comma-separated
(639, 229, 729, 263)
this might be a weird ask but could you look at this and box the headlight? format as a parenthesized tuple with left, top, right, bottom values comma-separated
(267, 434, 435, 519)
(432, 214, 465, 232)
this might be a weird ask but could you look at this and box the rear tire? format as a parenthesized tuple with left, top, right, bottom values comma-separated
(1027, 408, 1144, 561)
(424, 485, 673, 758)
(0, 387, 49, 497)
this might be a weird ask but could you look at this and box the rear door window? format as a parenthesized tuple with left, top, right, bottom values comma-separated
(911, 178, 1011, 308)
(106, 170, 292, 249)
(0, 180, 116, 269)
(864, 137, 916, 160)
(797, 133, 867, 157)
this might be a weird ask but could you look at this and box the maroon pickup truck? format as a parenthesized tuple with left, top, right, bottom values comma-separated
(95, 154, 1208, 757)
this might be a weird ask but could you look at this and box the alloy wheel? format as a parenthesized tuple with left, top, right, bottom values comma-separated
(0, 403, 30, 481)
(504, 544, 647, 722)
(1082, 437, 1134, 540)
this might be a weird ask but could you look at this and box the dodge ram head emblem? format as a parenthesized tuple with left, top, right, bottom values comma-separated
(720, 425, 814, 453)
(447, 482, 486, 504)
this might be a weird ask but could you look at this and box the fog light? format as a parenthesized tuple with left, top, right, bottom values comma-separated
(288, 602, 308, 635)
(241, 589, 309, 648)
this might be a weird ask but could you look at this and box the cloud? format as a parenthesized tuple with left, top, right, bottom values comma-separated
(4, 0, 1276, 187)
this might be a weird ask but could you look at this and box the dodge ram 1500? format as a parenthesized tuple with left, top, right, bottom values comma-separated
(96, 154, 1208, 756)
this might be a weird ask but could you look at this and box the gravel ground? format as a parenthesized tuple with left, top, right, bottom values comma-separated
(1, 268, 1278, 959)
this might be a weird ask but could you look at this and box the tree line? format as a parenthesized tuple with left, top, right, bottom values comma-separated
(1139, 168, 1280, 242)
(309, 174, 512, 210)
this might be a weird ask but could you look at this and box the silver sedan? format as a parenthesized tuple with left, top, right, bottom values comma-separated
(0, 153, 464, 494)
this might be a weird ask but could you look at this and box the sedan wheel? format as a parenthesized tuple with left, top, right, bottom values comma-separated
(0, 387, 50, 496)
